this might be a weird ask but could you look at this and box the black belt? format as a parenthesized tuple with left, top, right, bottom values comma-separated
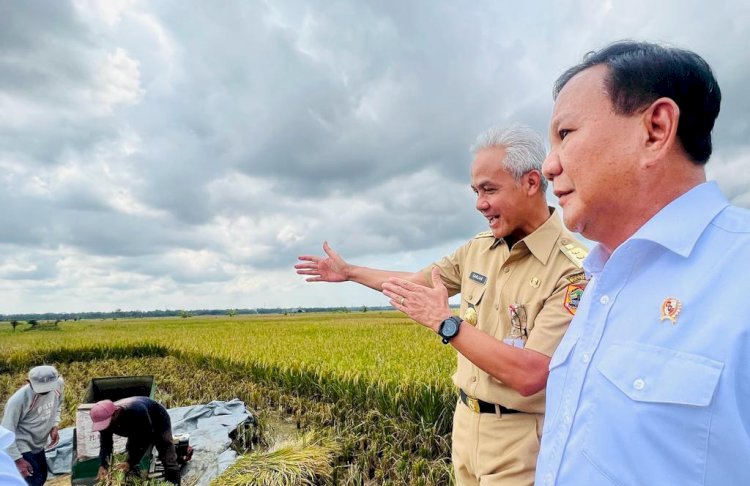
(460, 389, 522, 414)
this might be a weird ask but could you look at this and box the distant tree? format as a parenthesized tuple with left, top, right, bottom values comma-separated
(27, 319, 38, 328)
(179, 310, 192, 318)
(226, 309, 237, 317)
(361, 306, 368, 313)
(10, 320, 19, 332)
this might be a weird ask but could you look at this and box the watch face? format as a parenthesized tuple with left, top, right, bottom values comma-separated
(442, 319, 458, 337)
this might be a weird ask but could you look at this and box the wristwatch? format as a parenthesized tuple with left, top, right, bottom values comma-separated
(438, 316, 462, 344)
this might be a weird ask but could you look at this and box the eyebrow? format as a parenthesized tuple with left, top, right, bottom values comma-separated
(472, 182, 496, 191)
(549, 114, 562, 131)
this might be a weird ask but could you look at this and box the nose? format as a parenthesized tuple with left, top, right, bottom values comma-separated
(475, 194, 489, 212)
(542, 150, 561, 181)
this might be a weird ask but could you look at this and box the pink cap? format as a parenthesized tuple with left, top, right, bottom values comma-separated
(90, 400, 116, 432)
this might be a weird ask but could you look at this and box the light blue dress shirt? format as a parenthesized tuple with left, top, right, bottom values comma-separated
(0, 426, 26, 485)
(536, 182, 750, 486)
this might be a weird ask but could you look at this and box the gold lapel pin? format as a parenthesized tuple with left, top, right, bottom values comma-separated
(660, 297, 682, 324)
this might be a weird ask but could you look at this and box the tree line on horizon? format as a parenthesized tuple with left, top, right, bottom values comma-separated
(0, 305, 398, 323)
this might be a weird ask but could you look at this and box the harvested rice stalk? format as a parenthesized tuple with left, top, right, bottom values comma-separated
(211, 431, 341, 486)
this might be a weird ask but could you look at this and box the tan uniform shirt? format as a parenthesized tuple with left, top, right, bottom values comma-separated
(423, 210, 587, 414)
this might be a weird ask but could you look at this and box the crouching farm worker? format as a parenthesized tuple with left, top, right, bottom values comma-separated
(91, 397, 181, 485)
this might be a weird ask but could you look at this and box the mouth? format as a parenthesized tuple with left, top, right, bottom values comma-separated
(486, 215, 500, 227)
(554, 189, 573, 205)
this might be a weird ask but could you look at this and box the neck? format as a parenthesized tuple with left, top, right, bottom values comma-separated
(597, 161, 706, 252)
(514, 199, 552, 241)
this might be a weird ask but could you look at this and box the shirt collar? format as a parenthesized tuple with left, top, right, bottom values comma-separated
(491, 208, 563, 265)
(630, 181, 728, 256)
(584, 181, 728, 275)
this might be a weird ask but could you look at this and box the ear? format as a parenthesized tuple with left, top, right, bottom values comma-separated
(641, 97, 680, 168)
(523, 170, 544, 196)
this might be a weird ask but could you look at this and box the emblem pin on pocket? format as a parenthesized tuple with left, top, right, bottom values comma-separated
(660, 297, 682, 324)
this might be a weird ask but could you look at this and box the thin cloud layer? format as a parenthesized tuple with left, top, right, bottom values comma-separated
(1, 0, 749, 313)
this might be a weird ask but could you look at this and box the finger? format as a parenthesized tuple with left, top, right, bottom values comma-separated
(296, 255, 321, 263)
(381, 288, 399, 300)
(386, 277, 420, 292)
(381, 283, 404, 295)
(430, 267, 445, 289)
(388, 296, 406, 310)
(305, 277, 324, 282)
(296, 268, 321, 275)
(322, 241, 340, 259)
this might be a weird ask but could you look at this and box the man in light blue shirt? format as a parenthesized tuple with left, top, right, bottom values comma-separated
(0, 426, 26, 485)
(538, 41, 750, 485)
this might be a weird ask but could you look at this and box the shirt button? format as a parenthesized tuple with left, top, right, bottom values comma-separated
(599, 295, 609, 305)
(545, 473, 553, 485)
(633, 378, 646, 390)
(494, 304, 499, 310)
(581, 353, 590, 364)
(471, 376, 477, 382)
(504, 267, 510, 273)
(563, 414, 572, 425)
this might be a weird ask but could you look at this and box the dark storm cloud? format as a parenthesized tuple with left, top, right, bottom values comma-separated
(127, 1, 535, 198)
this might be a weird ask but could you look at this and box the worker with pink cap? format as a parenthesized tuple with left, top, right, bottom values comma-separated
(90, 396, 180, 485)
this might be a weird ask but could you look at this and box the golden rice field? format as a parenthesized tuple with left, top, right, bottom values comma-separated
(0, 312, 459, 485)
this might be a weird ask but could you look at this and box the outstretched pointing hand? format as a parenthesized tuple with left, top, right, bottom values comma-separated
(295, 242, 350, 282)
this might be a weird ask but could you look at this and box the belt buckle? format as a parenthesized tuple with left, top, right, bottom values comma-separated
(466, 396, 481, 414)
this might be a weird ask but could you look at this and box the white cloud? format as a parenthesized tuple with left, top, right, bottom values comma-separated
(91, 48, 145, 111)
(73, 0, 137, 27)
(1, 0, 749, 313)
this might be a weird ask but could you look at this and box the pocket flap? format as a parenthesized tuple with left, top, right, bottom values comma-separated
(549, 332, 579, 369)
(597, 342, 723, 406)
(462, 281, 486, 306)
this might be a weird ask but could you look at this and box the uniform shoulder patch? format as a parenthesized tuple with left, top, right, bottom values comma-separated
(473, 231, 494, 239)
(564, 284, 585, 315)
(559, 241, 588, 269)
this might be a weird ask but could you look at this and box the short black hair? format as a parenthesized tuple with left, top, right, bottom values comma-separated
(554, 41, 721, 164)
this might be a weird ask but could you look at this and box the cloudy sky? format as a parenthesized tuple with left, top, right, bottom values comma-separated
(2, 0, 749, 314)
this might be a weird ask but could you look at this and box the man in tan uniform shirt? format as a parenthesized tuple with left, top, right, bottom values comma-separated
(296, 125, 587, 485)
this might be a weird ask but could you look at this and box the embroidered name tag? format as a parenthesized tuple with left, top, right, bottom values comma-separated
(469, 272, 487, 284)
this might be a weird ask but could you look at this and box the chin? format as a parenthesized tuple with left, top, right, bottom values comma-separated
(562, 212, 583, 234)
(490, 226, 508, 239)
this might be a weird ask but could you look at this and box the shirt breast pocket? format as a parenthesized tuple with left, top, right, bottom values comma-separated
(583, 342, 723, 486)
(462, 280, 486, 308)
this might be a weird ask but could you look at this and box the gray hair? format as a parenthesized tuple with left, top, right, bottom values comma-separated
(470, 125, 548, 192)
